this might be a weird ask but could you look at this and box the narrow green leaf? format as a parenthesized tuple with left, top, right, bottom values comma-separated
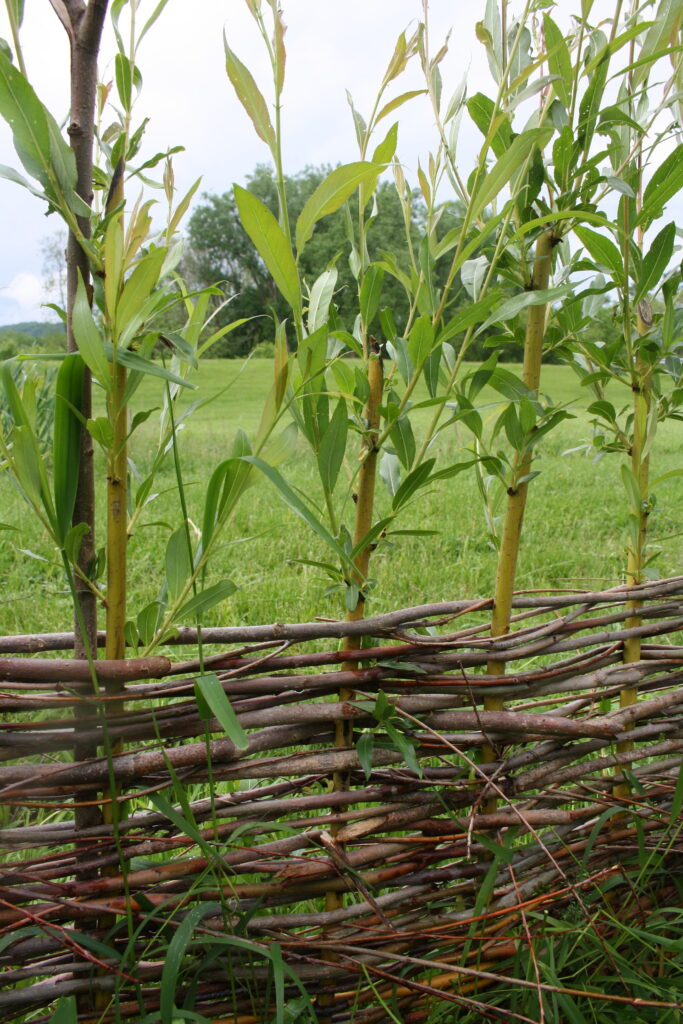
(0, 50, 50, 187)
(575, 226, 624, 283)
(474, 286, 569, 337)
(160, 904, 216, 1024)
(243, 456, 355, 572)
(115, 247, 166, 344)
(112, 347, 196, 389)
(49, 996, 78, 1024)
(380, 451, 401, 497)
(194, 673, 248, 750)
(635, 221, 675, 303)
(375, 90, 426, 124)
(317, 398, 347, 494)
(296, 162, 382, 252)
(137, 601, 163, 646)
(53, 353, 84, 546)
(165, 526, 192, 602)
(178, 580, 238, 621)
(669, 759, 683, 827)
(307, 267, 337, 333)
(224, 35, 276, 153)
(392, 459, 436, 512)
(356, 731, 374, 780)
(389, 413, 415, 470)
(407, 315, 435, 368)
(234, 185, 301, 312)
(437, 295, 498, 343)
(115, 52, 133, 110)
(470, 127, 553, 220)
(371, 121, 398, 164)
(621, 463, 642, 513)
(72, 274, 110, 388)
(543, 14, 572, 107)
(360, 265, 384, 328)
(467, 92, 513, 157)
(639, 144, 683, 227)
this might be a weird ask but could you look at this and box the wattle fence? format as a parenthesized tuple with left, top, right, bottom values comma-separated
(1, 576, 682, 1022)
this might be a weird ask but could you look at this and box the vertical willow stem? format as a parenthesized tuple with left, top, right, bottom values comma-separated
(326, 341, 383, 914)
(615, 313, 651, 797)
(483, 229, 555, 801)
(103, 360, 127, 820)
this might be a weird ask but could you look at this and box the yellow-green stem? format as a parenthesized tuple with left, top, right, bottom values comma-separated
(615, 316, 651, 796)
(483, 229, 555, 798)
(103, 361, 128, 825)
(326, 343, 383, 915)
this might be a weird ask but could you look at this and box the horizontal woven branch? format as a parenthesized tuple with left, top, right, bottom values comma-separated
(1, 577, 682, 1021)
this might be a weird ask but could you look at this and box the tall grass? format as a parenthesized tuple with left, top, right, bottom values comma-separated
(2, 359, 681, 638)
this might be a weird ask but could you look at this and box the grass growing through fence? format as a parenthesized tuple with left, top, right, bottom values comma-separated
(1, 358, 681, 638)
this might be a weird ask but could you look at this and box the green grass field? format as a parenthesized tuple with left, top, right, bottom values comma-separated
(1, 358, 681, 637)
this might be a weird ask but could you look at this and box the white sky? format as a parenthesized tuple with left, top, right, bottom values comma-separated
(0, 0, 673, 326)
(0, 0, 493, 325)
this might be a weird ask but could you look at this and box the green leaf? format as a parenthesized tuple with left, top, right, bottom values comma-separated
(376, 90, 426, 123)
(243, 456, 355, 573)
(165, 526, 192, 602)
(64, 522, 90, 566)
(575, 226, 624, 283)
(72, 274, 110, 388)
(467, 92, 513, 157)
(372, 121, 399, 164)
(356, 731, 374, 780)
(307, 267, 337, 333)
(53, 353, 85, 546)
(224, 36, 276, 153)
(670, 759, 683, 827)
(234, 185, 301, 313)
(114, 247, 166, 344)
(296, 162, 382, 252)
(635, 221, 675, 303)
(160, 904, 216, 1024)
(177, 580, 238, 621)
(384, 722, 422, 776)
(470, 127, 553, 221)
(49, 996, 78, 1024)
(389, 413, 415, 470)
(137, 601, 163, 646)
(317, 398, 347, 494)
(360, 265, 384, 327)
(392, 459, 436, 512)
(380, 451, 400, 497)
(115, 52, 133, 110)
(639, 144, 683, 227)
(621, 464, 642, 514)
(112, 346, 196, 389)
(474, 286, 569, 337)
(194, 673, 248, 750)
(407, 315, 435, 368)
(543, 14, 572, 108)
(11, 424, 54, 529)
(0, 49, 50, 187)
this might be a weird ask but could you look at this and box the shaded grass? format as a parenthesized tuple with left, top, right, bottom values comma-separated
(0, 358, 681, 636)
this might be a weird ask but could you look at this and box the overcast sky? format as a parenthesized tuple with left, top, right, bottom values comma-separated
(0, 0, 498, 325)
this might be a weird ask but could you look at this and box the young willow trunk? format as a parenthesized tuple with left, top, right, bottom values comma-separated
(326, 341, 383, 915)
(55, 0, 109, 857)
(615, 311, 651, 798)
(103, 167, 128, 829)
(483, 229, 555, 801)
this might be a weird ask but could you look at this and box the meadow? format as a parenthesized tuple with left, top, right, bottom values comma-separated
(1, 357, 681, 640)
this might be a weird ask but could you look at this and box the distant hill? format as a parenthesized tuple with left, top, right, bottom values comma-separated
(0, 321, 66, 338)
